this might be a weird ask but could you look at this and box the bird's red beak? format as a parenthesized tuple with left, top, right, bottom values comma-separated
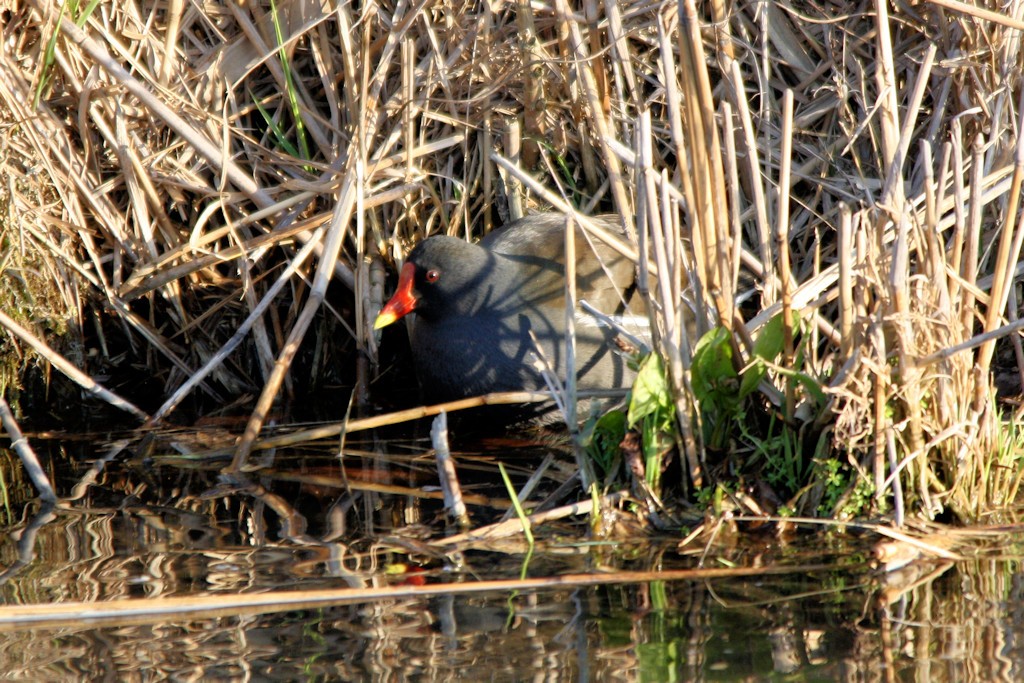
(374, 262, 418, 329)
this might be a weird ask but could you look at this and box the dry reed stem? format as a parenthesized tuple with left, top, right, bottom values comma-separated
(924, 0, 1024, 30)
(976, 95, 1024, 393)
(0, 560, 836, 628)
(262, 469, 514, 510)
(230, 179, 354, 471)
(212, 391, 569, 462)
(777, 90, 795, 420)
(553, 0, 634, 236)
(435, 490, 629, 547)
(0, 396, 56, 502)
(431, 411, 470, 529)
(0, 309, 149, 421)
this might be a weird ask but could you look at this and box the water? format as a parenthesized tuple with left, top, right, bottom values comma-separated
(0, 426, 1022, 680)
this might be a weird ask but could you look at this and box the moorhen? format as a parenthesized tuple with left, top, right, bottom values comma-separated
(374, 214, 646, 412)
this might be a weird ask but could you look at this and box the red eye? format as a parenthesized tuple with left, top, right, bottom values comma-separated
(425, 269, 440, 283)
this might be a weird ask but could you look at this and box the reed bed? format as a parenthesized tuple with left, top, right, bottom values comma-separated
(2, 0, 1023, 522)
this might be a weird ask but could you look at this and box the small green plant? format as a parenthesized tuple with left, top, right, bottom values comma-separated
(841, 475, 876, 518)
(814, 458, 875, 518)
(585, 352, 676, 493)
(695, 481, 736, 515)
(814, 458, 846, 515)
(740, 312, 824, 405)
(585, 409, 627, 476)
(996, 415, 1024, 505)
(738, 412, 804, 493)
(691, 315, 818, 451)
(250, 0, 313, 171)
(535, 140, 583, 207)
(627, 353, 675, 492)
(35, 0, 104, 106)
(689, 315, 836, 512)
(690, 326, 742, 450)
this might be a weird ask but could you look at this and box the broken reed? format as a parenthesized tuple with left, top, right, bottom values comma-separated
(1, 0, 1023, 519)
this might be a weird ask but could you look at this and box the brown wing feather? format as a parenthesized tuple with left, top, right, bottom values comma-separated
(481, 214, 637, 314)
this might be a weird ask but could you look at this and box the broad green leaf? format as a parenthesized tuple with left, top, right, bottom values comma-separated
(586, 409, 627, 473)
(628, 353, 671, 427)
(691, 327, 736, 402)
(739, 311, 800, 398)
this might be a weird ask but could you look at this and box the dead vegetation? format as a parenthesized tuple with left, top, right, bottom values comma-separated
(1, 0, 1024, 522)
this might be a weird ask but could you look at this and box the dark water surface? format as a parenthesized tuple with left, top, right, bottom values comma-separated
(0, 427, 1022, 681)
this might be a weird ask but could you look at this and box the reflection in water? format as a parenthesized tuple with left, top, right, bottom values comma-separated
(0, 432, 1021, 680)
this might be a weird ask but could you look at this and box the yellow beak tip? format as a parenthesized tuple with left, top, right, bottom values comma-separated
(373, 313, 395, 330)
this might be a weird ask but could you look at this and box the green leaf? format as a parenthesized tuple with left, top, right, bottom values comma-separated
(691, 327, 736, 402)
(586, 409, 627, 473)
(739, 311, 800, 398)
(628, 353, 671, 428)
(773, 366, 827, 406)
(753, 311, 790, 360)
(739, 313, 785, 398)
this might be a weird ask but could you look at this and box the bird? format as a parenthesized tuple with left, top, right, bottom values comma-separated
(373, 214, 647, 416)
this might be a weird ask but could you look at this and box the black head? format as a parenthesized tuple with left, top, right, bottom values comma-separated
(375, 236, 500, 328)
